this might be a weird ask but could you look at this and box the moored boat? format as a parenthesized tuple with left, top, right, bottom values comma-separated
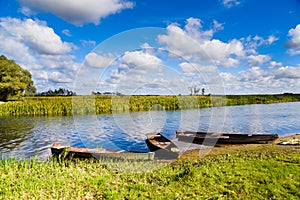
(145, 132, 180, 159)
(176, 130, 279, 145)
(51, 142, 155, 161)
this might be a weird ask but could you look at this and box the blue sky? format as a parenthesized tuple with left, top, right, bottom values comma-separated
(0, 0, 300, 95)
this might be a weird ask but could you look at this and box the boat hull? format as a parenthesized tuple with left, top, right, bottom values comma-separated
(51, 142, 155, 161)
(176, 130, 278, 145)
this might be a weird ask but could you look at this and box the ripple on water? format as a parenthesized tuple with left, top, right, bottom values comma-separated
(0, 102, 299, 159)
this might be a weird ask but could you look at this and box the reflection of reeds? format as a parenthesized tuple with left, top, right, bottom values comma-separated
(0, 94, 299, 117)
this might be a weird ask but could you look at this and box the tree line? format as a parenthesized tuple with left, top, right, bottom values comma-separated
(36, 88, 76, 96)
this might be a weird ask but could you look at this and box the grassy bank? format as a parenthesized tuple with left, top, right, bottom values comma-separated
(0, 94, 299, 117)
(0, 143, 299, 199)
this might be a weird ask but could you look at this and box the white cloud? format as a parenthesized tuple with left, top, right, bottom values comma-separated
(96, 46, 209, 94)
(140, 43, 152, 49)
(220, 72, 238, 82)
(80, 40, 96, 47)
(38, 54, 79, 71)
(219, 63, 300, 94)
(18, 0, 134, 25)
(84, 47, 165, 92)
(158, 18, 244, 67)
(268, 61, 283, 69)
(120, 50, 163, 71)
(221, 0, 240, 8)
(267, 35, 279, 45)
(140, 43, 156, 55)
(273, 65, 300, 79)
(157, 24, 202, 60)
(246, 54, 271, 67)
(85, 52, 116, 69)
(0, 17, 79, 91)
(184, 18, 213, 41)
(286, 24, 300, 55)
(200, 39, 244, 66)
(213, 20, 224, 32)
(252, 35, 279, 46)
(0, 31, 35, 63)
(62, 29, 72, 37)
(225, 57, 240, 67)
(48, 72, 74, 83)
(242, 35, 278, 55)
(239, 67, 270, 82)
(0, 18, 75, 55)
(179, 62, 218, 76)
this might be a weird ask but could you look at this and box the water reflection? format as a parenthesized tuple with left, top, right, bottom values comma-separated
(0, 102, 299, 160)
(0, 117, 34, 151)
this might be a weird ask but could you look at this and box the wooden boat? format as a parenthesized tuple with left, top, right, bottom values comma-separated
(51, 142, 155, 161)
(176, 130, 279, 145)
(145, 132, 180, 159)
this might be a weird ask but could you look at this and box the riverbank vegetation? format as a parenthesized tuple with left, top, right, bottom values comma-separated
(0, 143, 299, 199)
(0, 94, 299, 117)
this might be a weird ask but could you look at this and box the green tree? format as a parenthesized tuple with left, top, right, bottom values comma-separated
(0, 55, 36, 101)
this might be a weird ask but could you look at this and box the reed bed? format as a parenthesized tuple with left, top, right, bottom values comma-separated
(0, 94, 299, 117)
(225, 94, 300, 106)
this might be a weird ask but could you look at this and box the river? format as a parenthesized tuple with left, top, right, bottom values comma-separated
(0, 102, 299, 160)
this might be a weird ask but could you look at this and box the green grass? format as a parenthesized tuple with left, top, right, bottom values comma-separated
(0, 146, 299, 199)
(0, 94, 300, 117)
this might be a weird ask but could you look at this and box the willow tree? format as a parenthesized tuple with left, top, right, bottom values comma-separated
(0, 55, 36, 101)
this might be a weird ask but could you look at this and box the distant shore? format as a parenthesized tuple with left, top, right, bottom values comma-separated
(0, 94, 299, 117)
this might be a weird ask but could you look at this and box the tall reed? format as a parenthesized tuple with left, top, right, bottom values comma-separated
(0, 94, 299, 117)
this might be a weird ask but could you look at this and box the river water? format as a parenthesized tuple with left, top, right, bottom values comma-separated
(0, 102, 299, 160)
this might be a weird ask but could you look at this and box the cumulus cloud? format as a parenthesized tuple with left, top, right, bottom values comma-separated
(86, 45, 166, 93)
(99, 43, 226, 95)
(0, 17, 79, 91)
(219, 64, 300, 94)
(286, 24, 300, 55)
(273, 66, 300, 79)
(246, 54, 271, 66)
(0, 31, 35, 63)
(179, 62, 218, 76)
(120, 50, 163, 71)
(18, 0, 134, 25)
(94, 45, 206, 94)
(242, 35, 278, 55)
(268, 61, 283, 69)
(184, 18, 216, 41)
(253, 35, 279, 46)
(158, 17, 244, 67)
(200, 39, 244, 66)
(221, 0, 240, 8)
(239, 67, 270, 82)
(85, 52, 116, 68)
(0, 17, 75, 55)
(48, 72, 74, 83)
(220, 72, 239, 83)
